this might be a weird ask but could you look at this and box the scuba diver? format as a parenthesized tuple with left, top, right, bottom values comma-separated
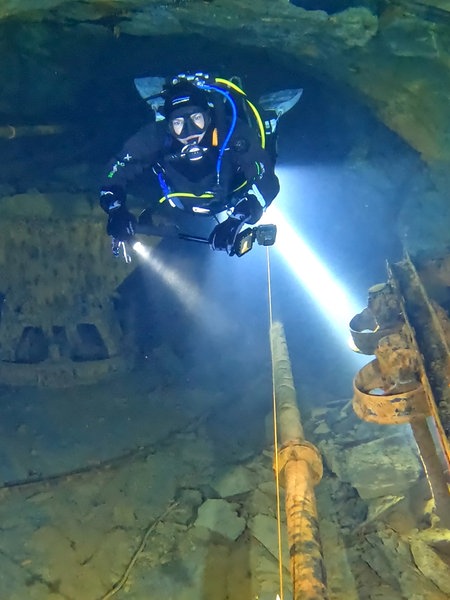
(99, 72, 301, 258)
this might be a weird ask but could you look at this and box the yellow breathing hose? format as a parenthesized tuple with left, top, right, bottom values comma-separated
(215, 77, 266, 148)
(158, 76, 266, 204)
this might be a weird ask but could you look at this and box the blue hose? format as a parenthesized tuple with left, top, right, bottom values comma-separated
(157, 171, 171, 200)
(197, 82, 237, 186)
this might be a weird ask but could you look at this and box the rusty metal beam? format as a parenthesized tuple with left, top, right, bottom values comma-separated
(350, 253, 450, 527)
(390, 254, 450, 447)
(270, 321, 328, 600)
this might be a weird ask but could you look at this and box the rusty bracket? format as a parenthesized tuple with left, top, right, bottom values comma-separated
(353, 356, 430, 424)
(349, 306, 400, 355)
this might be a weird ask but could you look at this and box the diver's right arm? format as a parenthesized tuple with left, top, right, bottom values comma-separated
(100, 122, 165, 202)
(99, 122, 165, 241)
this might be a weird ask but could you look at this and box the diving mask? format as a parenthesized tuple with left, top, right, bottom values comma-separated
(169, 106, 211, 143)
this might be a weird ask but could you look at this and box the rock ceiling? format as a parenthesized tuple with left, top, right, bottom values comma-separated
(1, 0, 450, 168)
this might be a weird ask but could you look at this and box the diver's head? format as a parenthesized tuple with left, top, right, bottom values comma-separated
(164, 82, 212, 145)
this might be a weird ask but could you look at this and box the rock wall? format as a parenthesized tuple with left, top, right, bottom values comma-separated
(1, 1, 449, 166)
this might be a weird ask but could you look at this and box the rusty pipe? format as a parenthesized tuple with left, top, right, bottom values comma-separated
(270, 321, 328, 600)
(285, 459, 327, 600)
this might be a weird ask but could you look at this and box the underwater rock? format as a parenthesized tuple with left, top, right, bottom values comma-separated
(320, 432, 422, 499)
(410, 532, 450, 596)
(248, 513, 290, 565)
(213, 464, 259, 498)
(194, 498, 246, 541)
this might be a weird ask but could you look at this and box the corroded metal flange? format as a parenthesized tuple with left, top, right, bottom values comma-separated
(353, 358, 430, 424)
(275, 440, 323, 487)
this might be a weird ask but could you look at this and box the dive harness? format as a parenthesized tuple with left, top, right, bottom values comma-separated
(153, 72, 267, 213)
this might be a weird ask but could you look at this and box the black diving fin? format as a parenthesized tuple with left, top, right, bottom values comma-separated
(258, 88, 303, 118)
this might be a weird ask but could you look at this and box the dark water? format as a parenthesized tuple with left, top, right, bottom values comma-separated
(0, 19, 442, 600)
(0, 24, 430, 397)
(108, 44, 421, 398)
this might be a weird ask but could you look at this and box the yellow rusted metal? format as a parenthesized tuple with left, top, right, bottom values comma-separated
(284, 458, 327, 600)
(389, 256, 450, 467)
(353, 356, 430, 425)
(350, 253, 450, 527)
(270, 321, 328, 600)
(277, 442, 323, 487)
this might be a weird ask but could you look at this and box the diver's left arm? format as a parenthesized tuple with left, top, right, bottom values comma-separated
(230, 121, 280, 223)
(209, 122, 280, 256)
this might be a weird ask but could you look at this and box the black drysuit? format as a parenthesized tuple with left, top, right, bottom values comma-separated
(100, 111, 280, 255)
(102, 115, 279, 218)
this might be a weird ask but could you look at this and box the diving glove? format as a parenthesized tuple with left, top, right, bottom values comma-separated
(209, 217, 246, 256)
(100, 185, 136, 242)
(232, 193, 264, 224)
(106, 208, 136, 242)
(209, 192, 265, 256)
(99, 185, 127, 213)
